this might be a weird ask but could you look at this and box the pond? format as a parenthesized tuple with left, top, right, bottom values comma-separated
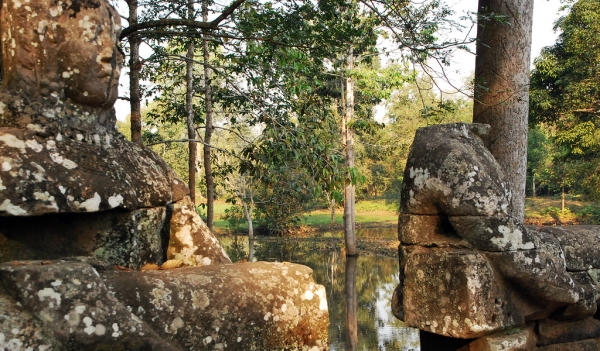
(219, 229, 420, 351)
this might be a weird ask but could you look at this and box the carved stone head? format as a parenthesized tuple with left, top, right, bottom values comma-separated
(1, 0, 122, 109)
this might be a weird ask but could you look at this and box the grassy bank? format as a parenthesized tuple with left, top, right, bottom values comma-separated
(208, 196, 600, 234)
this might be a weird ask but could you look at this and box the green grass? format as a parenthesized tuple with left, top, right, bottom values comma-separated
(209, 196, 600, 231)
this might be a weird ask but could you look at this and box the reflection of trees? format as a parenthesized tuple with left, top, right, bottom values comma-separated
(346, 256, 358, 351)
(219, 236, 419, 350)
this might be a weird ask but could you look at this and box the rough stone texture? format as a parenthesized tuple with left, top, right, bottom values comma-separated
(398, 213, 468, 247)
(0, 206, 169, 268)
(0, 261, 177, 351)
(0, 0, 189, 217)
(402, 246, 533, 338)
(102, 262, 329, 350)
(536, 339, 600, 351)
(396, 123, 600, 347)
(457, 326, 537, 351)
(537, 318, 600, 346)
(537, 226, 600, 272)
(400, 123, 509, 217)
(167, 196, 231, 266)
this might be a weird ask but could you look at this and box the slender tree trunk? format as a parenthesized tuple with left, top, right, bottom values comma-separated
(345, 256, 358, 351)
(202, 0, 215, 231)
(185, 2, 196, 204)
(533, 173, 536, 198)
(473, 0, 534, 221)
(242, 198, 254, 261)
(330, 198, 336, 224)
(561, 185, 565, 214)
(343, 47, 357, 256)
(127, 0, 142, 144)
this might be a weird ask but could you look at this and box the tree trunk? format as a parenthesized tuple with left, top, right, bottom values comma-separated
(185, 2, 196, 204)
(473, 0, 534, 221)
(343, 47, 357, 257)
(202, 0, 215, 231)
(127, 0, 142, 144)
(533, 173, 536, 198)
(561, 185, 565, 214)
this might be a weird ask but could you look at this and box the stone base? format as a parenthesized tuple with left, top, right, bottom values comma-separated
(402, 246, 534, 338)
(0, 260, 329, 351)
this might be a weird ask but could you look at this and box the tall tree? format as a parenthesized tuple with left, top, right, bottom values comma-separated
(185, 1, 197, 204)
(529, 0, 600, 200)
(126, 0, 142, 145)
(202, 0, 216, 230)
(343, 46, 357, 256)
(473, 0, 534, 221)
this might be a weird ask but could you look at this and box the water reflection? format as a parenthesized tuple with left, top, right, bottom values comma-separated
(220, 234, 420, 350)
(346, 256, 358, 351)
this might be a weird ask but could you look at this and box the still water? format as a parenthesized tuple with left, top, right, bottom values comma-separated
(220, 230, 420, 351)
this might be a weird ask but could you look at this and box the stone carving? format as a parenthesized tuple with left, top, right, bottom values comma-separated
(395, 123, 600, 350)
(0, 0, 329, 349)
(0, 0, 188, 217)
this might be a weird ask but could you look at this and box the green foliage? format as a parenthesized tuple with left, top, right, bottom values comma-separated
(356, 76, 472, 198)
(578, 205, 600, 224)
(529, 0, 600, 200)
(221, 205, 246, 232)
(542, 206, 570, 216)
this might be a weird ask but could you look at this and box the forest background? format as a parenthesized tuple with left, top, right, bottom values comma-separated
(111, 0, 600, 235)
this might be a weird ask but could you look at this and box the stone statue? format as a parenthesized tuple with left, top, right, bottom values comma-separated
(0, 0, 190, 217)
(395, 123, 600, 349)
(1, 0, 122, 127)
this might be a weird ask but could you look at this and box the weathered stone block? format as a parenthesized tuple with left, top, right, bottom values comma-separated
(167, 196, 231, 266)
(457, 325, 537, 351)
(402, 247, 521, 338)
(0, 261, 176, 350)
(537, 318, 600, 346)
(537, 226, 600, 271)
(102, 262, 329, 350)
(400, 123, 510, 217)
(449, 215, 535, 252)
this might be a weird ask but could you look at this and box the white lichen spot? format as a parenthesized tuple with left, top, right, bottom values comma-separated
(108, 194, 124, 208)
(59, 185, 66, 194)
(37, 287, 61, 307)
(0, 199, 27, 215)
(315, 285, 328, 311)
(491, 225, 535, 250)
(78, 192, 101, 212)
(237, 337, 242, 342)
(409, 167, 430, 188)
(202, 257, 212, 266)
(25, 139, 43, 152)
(302, 290, 314, 301)
(83, 317, 96, 335)
(203, 336, 212, 345)
(76, 134, 84, 141)
(1, 161, 9, 171)
(0, 133, 26, 149)
(0, 101, 5, 114)
(50, 279, 62, 287)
